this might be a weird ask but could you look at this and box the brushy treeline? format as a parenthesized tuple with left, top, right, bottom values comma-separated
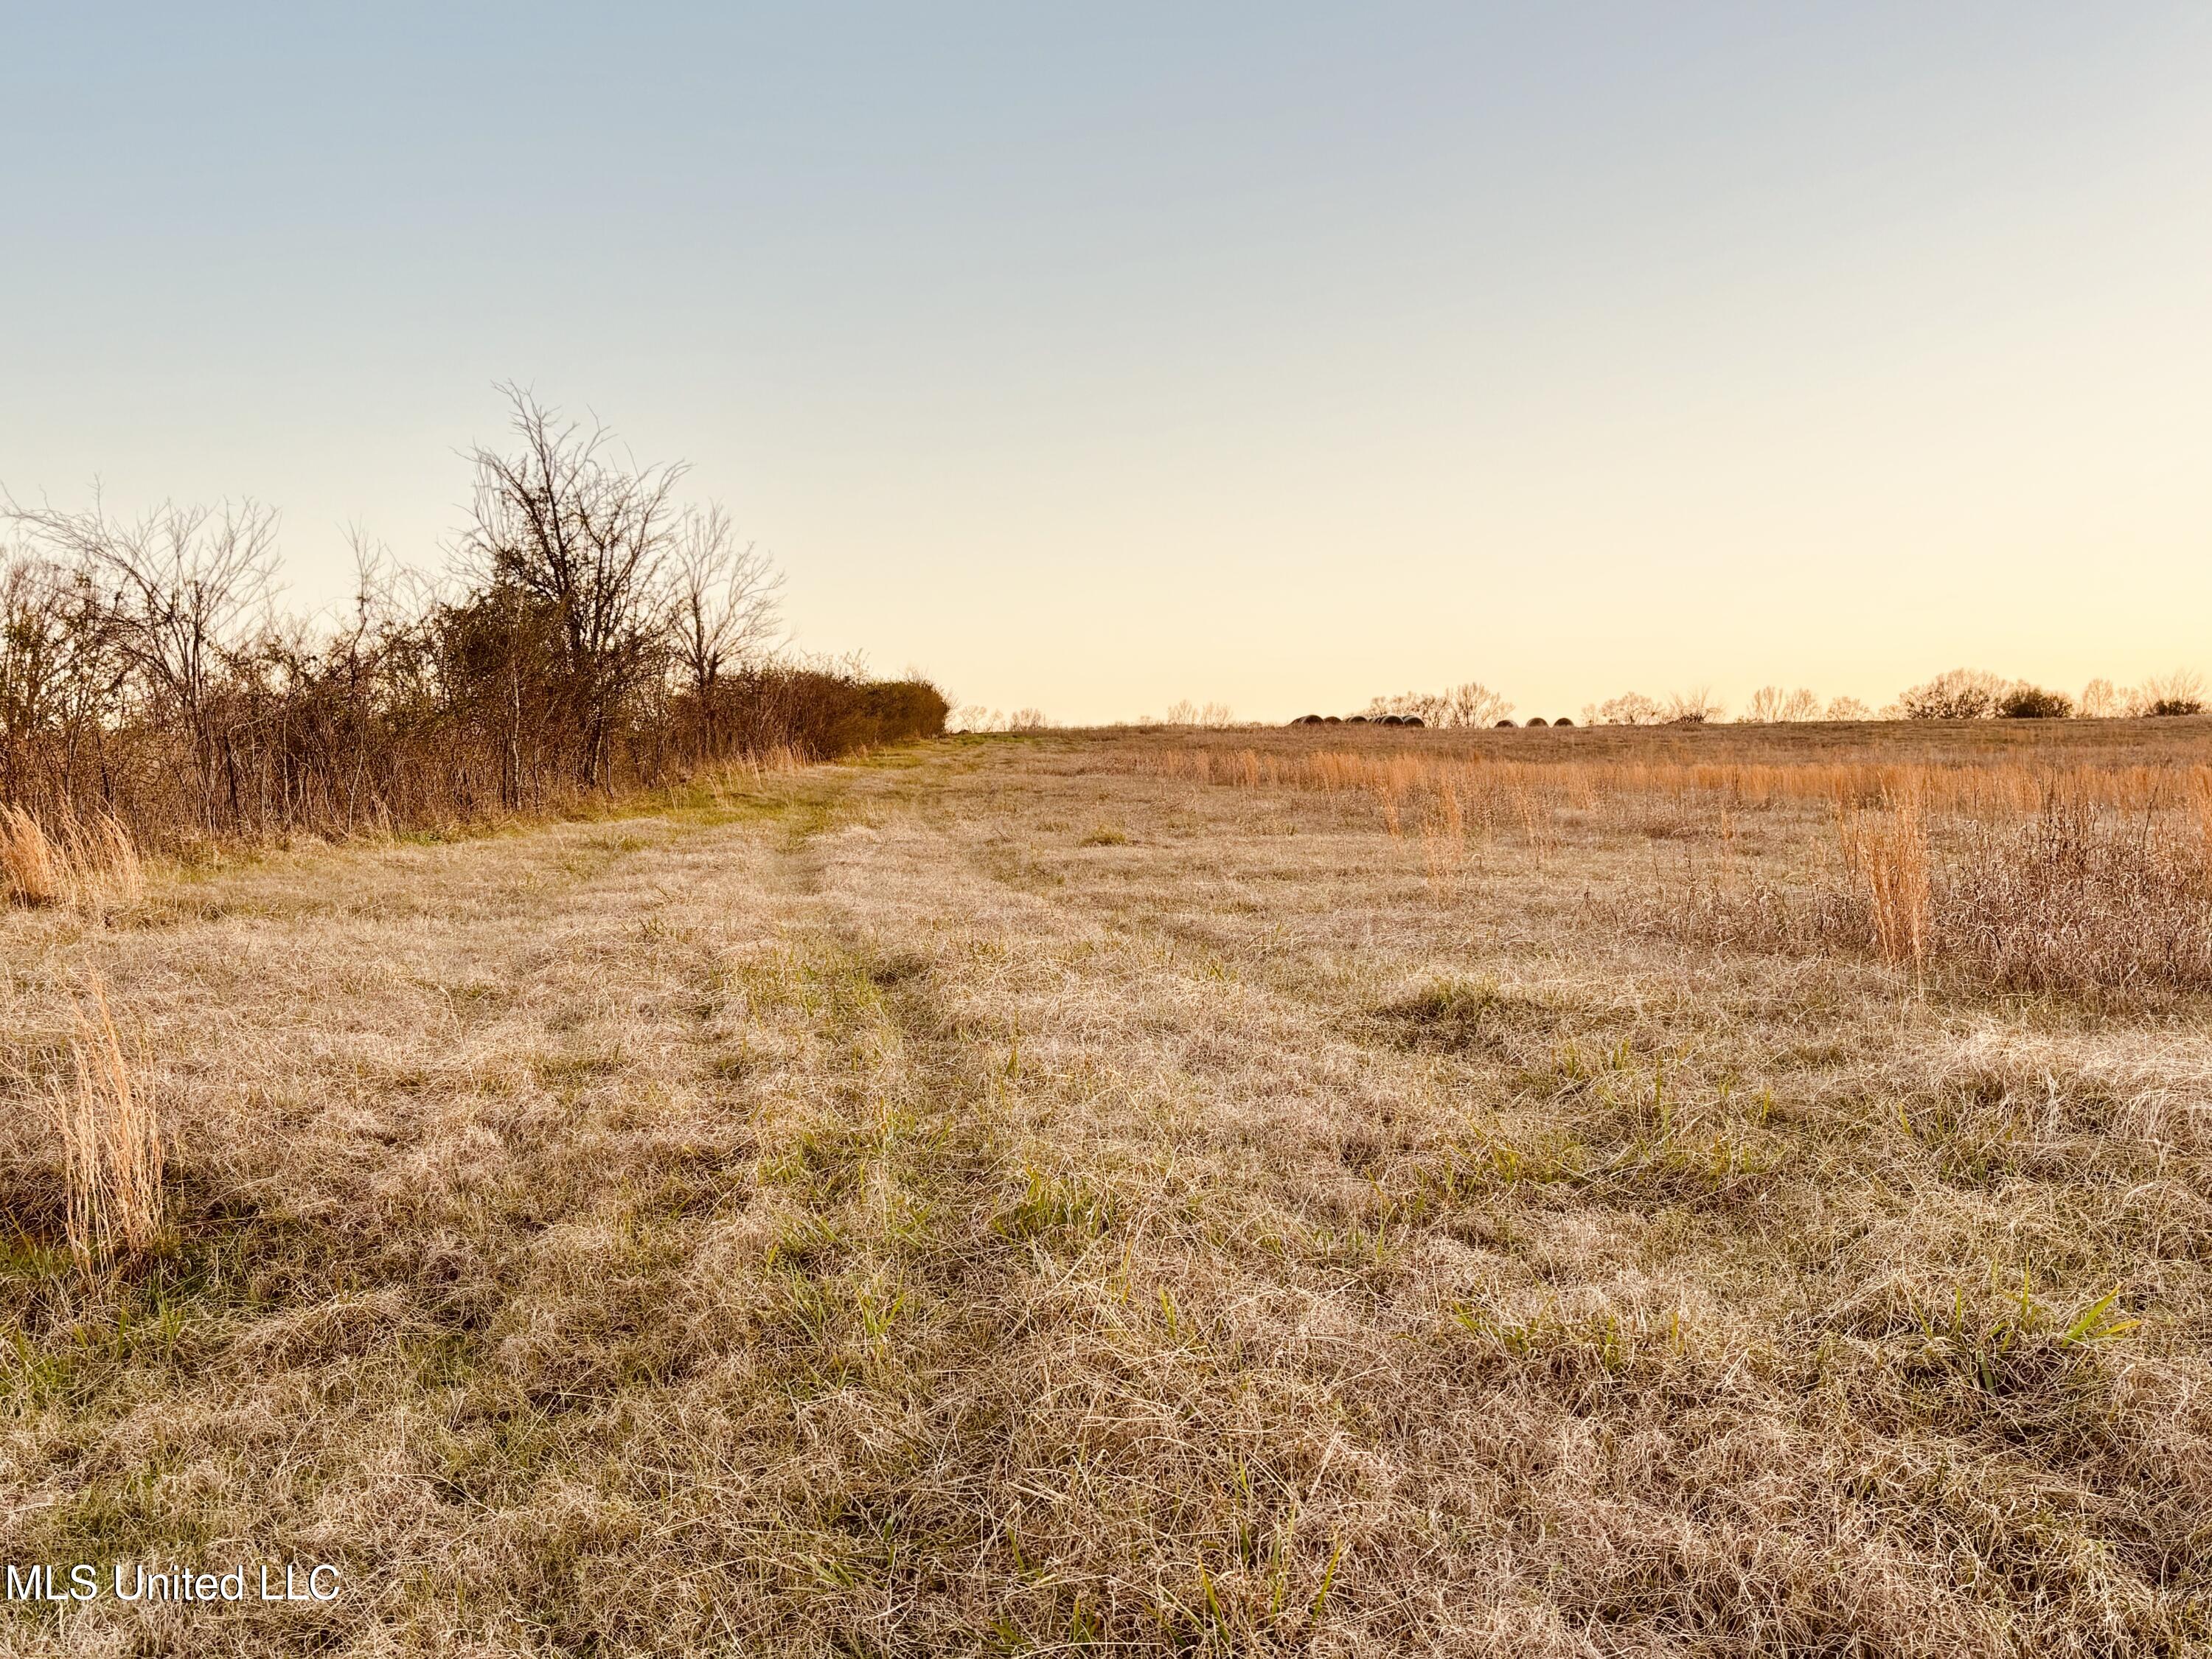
(0, 390, 945, 854)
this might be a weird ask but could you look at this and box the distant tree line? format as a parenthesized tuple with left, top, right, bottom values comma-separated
(0, 389, 945, 848)
(1576, 671, 2204, 726)
(1315, 670, 2207, 731)
(1885, 668, 2204, 721)
(950, 706, 1054, 733)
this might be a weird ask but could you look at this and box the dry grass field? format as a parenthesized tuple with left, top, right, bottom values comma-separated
(6, 721, 2212, 1655)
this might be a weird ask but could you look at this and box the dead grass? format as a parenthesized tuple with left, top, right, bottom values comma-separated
(1, 726, 2210, 1654)
(1, 804, 145, 912)
(1839, 796, 1931, 975)
(0, 804, 64, 904)
(50, 975, 164, 1271)
(1154, 726, 2212, 1001)
(1933, 792, 2212, 994)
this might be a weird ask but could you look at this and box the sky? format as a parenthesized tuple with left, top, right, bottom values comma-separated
(4, 4, 2208, 724)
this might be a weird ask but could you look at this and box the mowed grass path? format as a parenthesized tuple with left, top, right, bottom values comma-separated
(3, 734, 2208, 1655)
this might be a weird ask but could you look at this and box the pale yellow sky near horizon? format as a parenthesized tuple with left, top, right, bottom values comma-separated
(4, 6, 2208, 724)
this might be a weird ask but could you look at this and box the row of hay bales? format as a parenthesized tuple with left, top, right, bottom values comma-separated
(1287, 714, 1577, 729)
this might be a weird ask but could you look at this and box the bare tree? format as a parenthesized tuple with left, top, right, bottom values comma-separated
(1593, 692, 1665, 726)
(1665, 687, 1723, 723)
(1365, 692, 1430, 723)
(1360, 684, 1511, 728)
(0, 549, 84, 800)
(1826, 695, 1872, 720)
(1742, 686, 1823, 723)
(1442, 682, 1512, 728)
(665, 504, 782, 700)
(2139, 668, 2205, 717)
(1, 552, 68, 740)
(7, 493, 279, 821)
(2078, 678, 2121, 719)
(458, 386, 683, 784)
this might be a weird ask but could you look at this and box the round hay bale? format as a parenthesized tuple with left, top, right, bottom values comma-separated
(1551, 716, 1574, 728)
(1494, 719, 1517, 728)
(1525, 717, 1549, 728)
(1324, 715, 1342, 724)
(1400, 716, 1424, 728)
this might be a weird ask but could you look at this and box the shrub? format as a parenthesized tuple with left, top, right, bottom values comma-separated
(1897, 669, 2005, 720)
(1997, 683, 2073, 720)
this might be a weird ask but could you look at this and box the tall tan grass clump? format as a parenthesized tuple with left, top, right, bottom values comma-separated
(1, 810, 66, 911)
(1837, 797, 1930, 975)
(1514, 786, 1559, 864)
(1, 805, 65, 905)
(719, 743, 810, 782)
(0, 806, 144, 911)
(2191, 766, 2212, 870)
(51, 977, 164, 1271)
(1420, 781, 1467, 897)
(63, 810, 145, 909)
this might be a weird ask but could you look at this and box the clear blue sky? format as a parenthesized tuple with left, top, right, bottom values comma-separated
(6, 4, 2208, 721)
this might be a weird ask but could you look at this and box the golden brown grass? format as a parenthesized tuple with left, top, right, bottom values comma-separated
(1146, 725, 2212, 999)
(2, 726, 2211, 1654)
(0, 804, 64, 905)
(49, 975, 164, 1271)
(1838, 798, 1931, 975)
(1, 804, 145, 913)
(1136, 722, 2212, 818)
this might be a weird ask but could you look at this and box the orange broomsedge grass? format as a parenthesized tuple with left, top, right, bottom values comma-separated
(51, 975, 164, 1271)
